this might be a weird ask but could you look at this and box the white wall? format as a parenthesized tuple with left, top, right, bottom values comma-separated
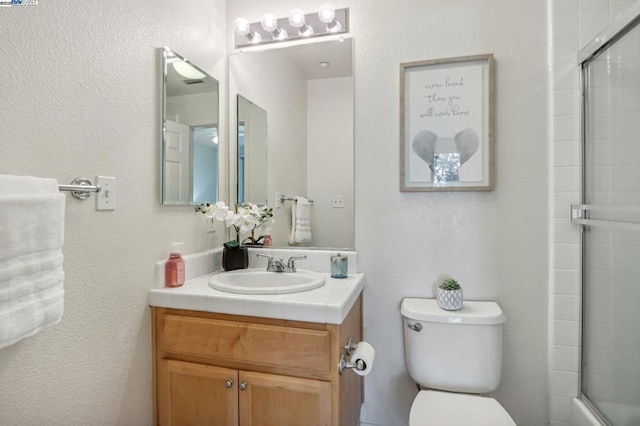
(0, 1, 227, 424)
(354, 2, 548, 424)
(307, 77, 354, 249)
(228, 48, 308, 245)
(166, 92, 219, 127)
(229, 1, 549, 425)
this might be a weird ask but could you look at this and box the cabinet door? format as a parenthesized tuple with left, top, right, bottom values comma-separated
(238, 370, 331, 426)
(158, 359, 238, 426)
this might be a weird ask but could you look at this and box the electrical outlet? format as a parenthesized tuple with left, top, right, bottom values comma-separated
(207, 216, 216, 233)
(332, 195, 345, 208)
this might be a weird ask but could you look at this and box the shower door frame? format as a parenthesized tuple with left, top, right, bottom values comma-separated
(575, 6, 640, 425)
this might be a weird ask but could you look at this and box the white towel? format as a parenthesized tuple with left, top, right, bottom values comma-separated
(289, 196, 312, 244)
(0, 175, 65, 349)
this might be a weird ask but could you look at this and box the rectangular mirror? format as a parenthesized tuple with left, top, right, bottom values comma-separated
(229, 38, 354, 249)
(160, 47, 220, 205)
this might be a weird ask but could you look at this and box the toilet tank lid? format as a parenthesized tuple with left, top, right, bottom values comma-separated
(401, 298, 506, 325)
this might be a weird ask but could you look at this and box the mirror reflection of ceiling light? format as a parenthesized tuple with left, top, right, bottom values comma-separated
(172, 61, 206, 80)
(319, 61, 330, 69)
(233, 5, 348, 48)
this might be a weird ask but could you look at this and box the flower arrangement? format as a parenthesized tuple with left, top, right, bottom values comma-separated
(200, 201, 273, 246)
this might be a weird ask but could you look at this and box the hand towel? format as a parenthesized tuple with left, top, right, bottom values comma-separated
(289, 196, 312, 244)
(0, 175, 65, 349)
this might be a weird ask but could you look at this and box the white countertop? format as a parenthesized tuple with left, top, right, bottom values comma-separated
(149, 271, 365, 324)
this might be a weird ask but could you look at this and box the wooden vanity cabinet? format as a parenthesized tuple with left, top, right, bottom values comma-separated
(152, 295, 362, 426)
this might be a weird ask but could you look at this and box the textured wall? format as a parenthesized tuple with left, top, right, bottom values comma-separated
(0, 1, 226, 424)
(228, 1, 549, 425)
(352, 2, 548, 424)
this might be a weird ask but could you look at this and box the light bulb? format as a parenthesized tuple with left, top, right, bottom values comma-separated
(289, 8, 313, 37)
(318, 3, 336, 24)
(261, 13, 278, 32)
(261, 13, 287, 40)
(289, 8, 306, 28)
(234, 17, 251, 35)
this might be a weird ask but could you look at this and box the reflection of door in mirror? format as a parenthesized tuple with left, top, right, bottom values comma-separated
(164, 120, 190, 203)
(161, 47, 220, 206)
(237, 95, 267, 205)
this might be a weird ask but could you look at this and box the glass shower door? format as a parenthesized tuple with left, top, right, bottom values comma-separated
(577, 16, 640, 426)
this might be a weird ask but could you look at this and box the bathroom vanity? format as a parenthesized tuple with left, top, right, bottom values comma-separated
(149, 257, 364, 426)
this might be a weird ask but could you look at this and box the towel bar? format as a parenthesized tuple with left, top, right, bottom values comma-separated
(279, 194, 314, 204)
(58, 177, 101, 200)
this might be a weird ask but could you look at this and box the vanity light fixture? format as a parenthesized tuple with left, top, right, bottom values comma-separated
(234, 17, 262, 44)
(261, 13, 288, 41)
(289, 8, 314, 37)
(318, 3, 342, 33)
(233, 5, 348, 48)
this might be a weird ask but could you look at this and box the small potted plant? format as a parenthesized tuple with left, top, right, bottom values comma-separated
(437, 277, 463, 311)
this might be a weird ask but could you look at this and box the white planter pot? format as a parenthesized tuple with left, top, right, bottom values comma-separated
(437, 287, 463, 311)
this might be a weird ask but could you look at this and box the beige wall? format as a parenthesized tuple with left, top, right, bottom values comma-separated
(0, 1, 226, 424)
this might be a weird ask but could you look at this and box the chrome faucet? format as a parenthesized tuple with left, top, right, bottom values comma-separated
(256, 253, 307, 273)
(257, 253, 286, 272)
(286, 255, 307, 272)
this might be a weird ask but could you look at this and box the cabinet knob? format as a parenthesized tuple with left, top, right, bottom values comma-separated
(239, 381, 247, 391)
(225, 380, 233, 389)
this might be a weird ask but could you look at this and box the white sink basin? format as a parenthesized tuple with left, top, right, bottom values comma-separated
(208, 269, 325, 295)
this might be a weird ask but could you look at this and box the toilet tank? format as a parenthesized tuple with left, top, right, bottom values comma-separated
(401, 298, 506, 394)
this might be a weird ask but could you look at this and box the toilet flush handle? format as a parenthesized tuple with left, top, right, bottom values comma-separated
(407, 322, 423, 332)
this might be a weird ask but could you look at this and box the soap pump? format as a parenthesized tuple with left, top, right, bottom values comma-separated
(165, 242, 185, 288)
(263, 228, 273, 247)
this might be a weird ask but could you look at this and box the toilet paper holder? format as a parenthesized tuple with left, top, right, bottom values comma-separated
(339, 337, 370, 375)
(338, 353, 366, 375)
(344, 337, 357, 355)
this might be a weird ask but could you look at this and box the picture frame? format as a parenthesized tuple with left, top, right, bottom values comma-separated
(400, 54, 494, 192)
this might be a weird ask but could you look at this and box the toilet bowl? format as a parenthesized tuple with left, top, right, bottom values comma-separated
(409, 390, 515, 426)
(401, 298, 515, 425)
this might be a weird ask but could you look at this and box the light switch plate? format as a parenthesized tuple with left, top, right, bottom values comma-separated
(96, 176, 116, 211)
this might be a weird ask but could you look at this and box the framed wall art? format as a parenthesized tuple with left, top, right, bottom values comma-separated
(400, 54, 494, 192)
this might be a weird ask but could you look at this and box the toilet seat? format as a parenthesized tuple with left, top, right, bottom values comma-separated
(409, 390, 516, 426)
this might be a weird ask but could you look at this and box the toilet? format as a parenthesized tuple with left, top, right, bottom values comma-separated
(401, 297, 516, 425)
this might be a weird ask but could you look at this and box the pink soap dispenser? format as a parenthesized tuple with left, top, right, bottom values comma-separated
(165, 242, 185, 288)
